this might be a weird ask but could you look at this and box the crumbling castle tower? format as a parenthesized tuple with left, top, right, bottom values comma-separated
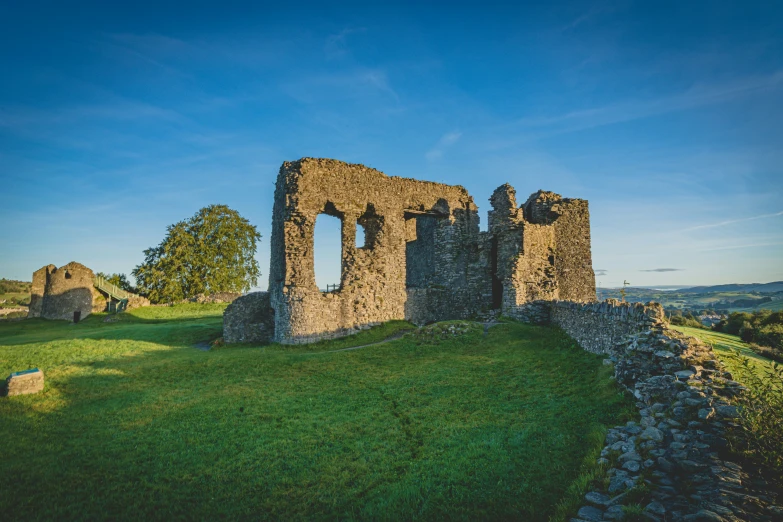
(224, 158, 595, 344)
(29, 262, 105, 321)
(29, 262, 150, 322)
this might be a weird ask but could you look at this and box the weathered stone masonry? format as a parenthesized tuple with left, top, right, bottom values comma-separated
(227, 158, 596, 344)
(29, 262, 105, 321)
(528, 300, 782, 521)
(29, 262, 149, 321)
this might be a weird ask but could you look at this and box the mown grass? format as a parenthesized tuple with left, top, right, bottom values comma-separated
(672, 325, 775, 377)
(248, 320, 417, 354)
(1, 306, 633, 520)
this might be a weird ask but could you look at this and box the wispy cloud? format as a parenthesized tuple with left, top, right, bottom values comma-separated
(425, 131, 462, 161)
(682, 211, 783, 231)
(281, 68, 399, 104)
(325, 28, 366, 60)
(640, 268, 684, 272)
(106, 32, 287, 68)
(0, 99, 188, 129)
(595, 268, 608, 276)
(561, 4, 614, 32)
(698, 242, 783, 252)
(498, 70, 783, 144)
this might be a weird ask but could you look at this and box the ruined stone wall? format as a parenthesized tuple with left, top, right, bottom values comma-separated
(517, 299, 782, 520)
(493, 188, 596, 320)
(33, 262, 99, 321)
(28, 264, 55, 318)
(487, 184, 525, 311)
(29, 262, 148, 321)
(254, 157, 596, 344)
(530, 192, 596, 302)
(549, 299, 664, 354)
(268, 158, 485, 343)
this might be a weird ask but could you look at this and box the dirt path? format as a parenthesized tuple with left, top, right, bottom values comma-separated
(295, 329, 412, 355)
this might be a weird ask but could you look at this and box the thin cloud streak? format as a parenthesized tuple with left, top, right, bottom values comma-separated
(494, 70, 783, 146)
(640, 268, 684, 272)
(682, 211, 783, 231)
(425, 131, 462, 161)
(324, 28, 366, 60)
(698, 242, 783, 252)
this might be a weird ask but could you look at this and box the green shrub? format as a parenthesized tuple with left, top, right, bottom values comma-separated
(668, 314, 705, 329)
(749, 343, 783, 364)
(722, 350, 783, 486)
(757, 324, 783, 350)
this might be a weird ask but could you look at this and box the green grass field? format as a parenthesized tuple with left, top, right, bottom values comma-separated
(0, 291, 30, 308)
(733, 299, 783, 312)
(1, 306, 633, 521)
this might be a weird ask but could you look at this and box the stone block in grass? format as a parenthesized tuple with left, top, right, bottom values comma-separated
(5, 368, 44, 396)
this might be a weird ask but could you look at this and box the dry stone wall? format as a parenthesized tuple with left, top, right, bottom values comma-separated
(523, 300, 782, 521)
(250, 157, 597, 344)
(550, 299, 664, 354)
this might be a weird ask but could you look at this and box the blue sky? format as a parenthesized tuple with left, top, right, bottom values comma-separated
(1, 0, 781, 289)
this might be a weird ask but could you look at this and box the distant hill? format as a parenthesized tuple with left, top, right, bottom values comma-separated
(677, 282, 783, 294)
(0, 279, 31, 294)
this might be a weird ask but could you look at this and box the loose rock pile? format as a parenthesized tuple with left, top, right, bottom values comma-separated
(187, 292, 241, 304)
(410, 321, 479, 344)
(570, 320, 782, 521)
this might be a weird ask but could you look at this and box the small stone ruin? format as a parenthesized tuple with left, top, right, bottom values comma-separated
(224, 158, 596, 344)
(29, 262, 149, 322)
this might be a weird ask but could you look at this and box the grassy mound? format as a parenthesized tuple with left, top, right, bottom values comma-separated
(0, 306, 632, 520)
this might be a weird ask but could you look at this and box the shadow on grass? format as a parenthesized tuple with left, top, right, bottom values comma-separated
(0, 308, 226, 347)
(0, 320, 634, 521)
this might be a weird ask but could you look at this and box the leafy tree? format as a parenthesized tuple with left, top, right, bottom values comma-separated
(95, 272, 135, 293)
(714, 310, 783, 351)
(739, 321, 756, 343)
(132, 205, 261, 303)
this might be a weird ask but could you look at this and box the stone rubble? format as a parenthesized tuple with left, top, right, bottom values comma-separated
(549, 301, 782, 522)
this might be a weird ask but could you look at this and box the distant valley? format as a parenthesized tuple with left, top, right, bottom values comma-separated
(597, 281, 783, 313)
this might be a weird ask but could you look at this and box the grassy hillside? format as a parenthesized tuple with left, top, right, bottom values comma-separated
(0, 279, 32, 315)
(733, 299, 783, 312)
(672, 325, 775, 377)
(0, 306, 632, 521)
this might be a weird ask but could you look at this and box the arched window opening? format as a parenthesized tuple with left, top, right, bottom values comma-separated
(357, 204, 384, 250)
(314, 212, 342, 292)
(405, 215, 437, 288)
(356, 222, 366, 248)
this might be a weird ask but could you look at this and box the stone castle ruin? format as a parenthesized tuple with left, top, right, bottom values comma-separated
(224, 158, 595, 344)
(29, 262, 149, 321)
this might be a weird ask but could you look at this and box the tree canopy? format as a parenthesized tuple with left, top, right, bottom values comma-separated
(132, 205, 261, 303)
